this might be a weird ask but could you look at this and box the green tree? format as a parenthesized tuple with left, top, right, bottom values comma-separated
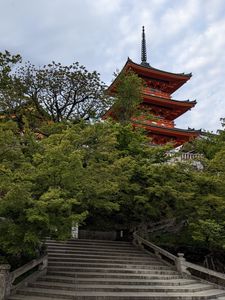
(18, 61, 110, 122)
(0, 51, 112, 128)
(0, 51, 26, 117)
(112, 70, 144, 124)
(0, 121, 86, 261)
(184, 118, 225, 160)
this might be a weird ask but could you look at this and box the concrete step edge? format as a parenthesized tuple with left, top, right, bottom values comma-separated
(17, 287, 225, 298)
(45, 242, 133, 248)
(47, 253, 156, 259)
(39, 276, 197, 284)
(47, 247, 143, 253)
(28, 281, 214, 292)
(46, 271, 182, 279)
(46, 263, 172, 269)
(45, 239, 132, 244)
(47, 259, 163, 265)
(47, 268, 178, 274)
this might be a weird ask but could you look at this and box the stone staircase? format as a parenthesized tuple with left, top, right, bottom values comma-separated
(8, 239, 225, 299)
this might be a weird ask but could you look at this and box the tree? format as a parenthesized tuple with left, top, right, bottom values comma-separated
(0, 51, 21, 88)
(0, 51, 26, 117)
(183, 118, 225, 160)
(0, 119, 170, 260)
(0, 51, 112, 127)
(18, 61, 111, 122)
(2, 112, 225, 267)
(0, 121, 86, 262)
(112, 70, 144, 124)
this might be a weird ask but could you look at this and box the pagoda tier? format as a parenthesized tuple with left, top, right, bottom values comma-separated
(141, 93, 196, 120)
(104, 27, 200, 147)
(133, 122, 200, 147)
(108, 58, 192, 95)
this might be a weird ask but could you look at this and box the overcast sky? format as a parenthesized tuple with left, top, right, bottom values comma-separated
(1, 0, 225, 132)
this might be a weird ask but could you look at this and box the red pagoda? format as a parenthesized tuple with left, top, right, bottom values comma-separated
(105, 27, 200, 147)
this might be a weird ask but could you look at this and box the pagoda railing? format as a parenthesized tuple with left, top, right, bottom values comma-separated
(180, 153, 203, 161)
(166, 152, 203, 161)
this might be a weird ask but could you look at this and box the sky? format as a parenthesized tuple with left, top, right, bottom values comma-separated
(0, 0, 225, 132)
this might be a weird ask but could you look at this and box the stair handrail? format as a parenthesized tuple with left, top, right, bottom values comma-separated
(133, 232, 225, 283)
(0, 254, 48, 300)
(133, 231, 177, 262)
(184, 260, 225, 281)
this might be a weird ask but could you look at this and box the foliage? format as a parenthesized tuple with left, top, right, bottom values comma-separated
(0, 50, 21, 87)
(1, 53, 225, 267)
(2, 117, 225, 261)
(0, 51, 26, 119)
(190, 219, 225, 249)
(0, 51, 111, 127)
(154, 122, 225, 254)
(0, 118, 173, 261)
(0, 121, 86, 259)
(112, 70, 144, 124)
(183, 119, 225, 160)
(17, 61, 110, 122)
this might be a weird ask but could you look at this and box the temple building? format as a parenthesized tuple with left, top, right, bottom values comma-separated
(105, 27, 200, 147)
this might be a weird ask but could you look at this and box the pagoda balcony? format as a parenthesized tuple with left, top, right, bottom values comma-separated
(132, 115, 174, 128)
(142, 87, 171, 99)
(150, 119, 174, 128)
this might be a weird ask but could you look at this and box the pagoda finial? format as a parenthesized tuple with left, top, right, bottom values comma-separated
(141, 26, 150, 67)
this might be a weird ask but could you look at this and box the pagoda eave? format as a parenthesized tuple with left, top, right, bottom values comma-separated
(143, 94, 196, 108)
(127, 58, 191, 80)
(133, 122, 200, 137)
(142, 94, 196, 120)
(108, 58, 192, 95)
(133, 122, 200, 146)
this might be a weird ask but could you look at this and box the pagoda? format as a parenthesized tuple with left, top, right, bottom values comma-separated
(105, 27, 200, 147)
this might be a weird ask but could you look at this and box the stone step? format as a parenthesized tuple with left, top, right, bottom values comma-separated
(48, 257, 163, 265)
(8, 296, 66, 300)
(47, 245, 143, 254)
(47, 250, 154, 259)
(49, 256, 160, 266)
(47, 251, 153, 258)
(16, 287, 225, 299)
(46, 270, 183, 279)
(39, 275, 198, 286)
(47, 250, 155, 257)
(9, 239, 225, 300)
(47, 266, 178, 274)
(49, 254, 163, 264)
(46, 247, 142, 255)
(47, 247, 149, 254)
(47, 263, 173, 270)
(29, 281, 214, 293)
(45, 241, 133, 250)
(45, 238, 131, 245)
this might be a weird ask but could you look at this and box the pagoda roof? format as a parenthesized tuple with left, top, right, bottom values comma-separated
(133, 121, 200, 138)
(131, 58, 192, 79)
(142, 93, 196, 120)
(108, 58, 192, 95)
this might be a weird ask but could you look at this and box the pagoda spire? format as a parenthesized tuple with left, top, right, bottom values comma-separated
(141, 26, 150, 67)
